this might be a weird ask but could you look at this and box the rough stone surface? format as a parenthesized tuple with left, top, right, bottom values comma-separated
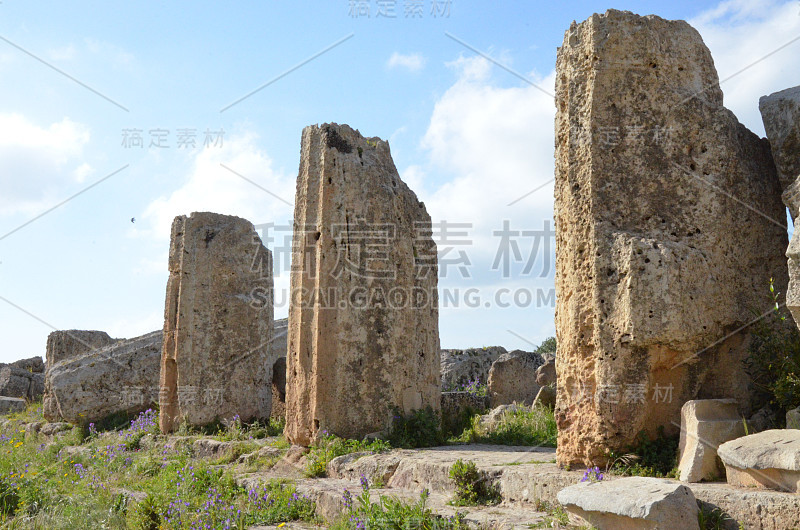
(533, 385, 556, 409)
(535, 357, 556, 387)
(718, 430, 800, 492)
(554, 9, 787, 466)
(788, 407, 800, 430)
(678, 399, 745, 483)
(748, 406, 780, 432)
(786, 207, 800, 330)
(43, 331, 162, 423)
(488, 350, 543, 407)
(160, 212, 274, 433)
(558, 476, 700, 530)
(441, 347, 506, 390)
(11, 356, 44, 373)
(285, 123, 440, 446)
(759, 85, 800, 204)
(45, 330, 117, 367)
(0, 397, 25, 414)
(0, 366, 41, 400)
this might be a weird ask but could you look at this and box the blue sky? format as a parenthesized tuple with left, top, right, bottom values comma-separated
(1, 0, 799, 362)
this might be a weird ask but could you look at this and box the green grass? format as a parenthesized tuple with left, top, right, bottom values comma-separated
(329, 480, 469, 530)
(0, 402, 317, 529)
(450, 404, 557, 447)
(304, 433, 390, 478)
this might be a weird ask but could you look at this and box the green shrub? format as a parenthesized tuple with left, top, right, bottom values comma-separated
(448, 459, 500, 506)
(744, 281, 800, 419)
(610, 426, 678, 478)
(388, 406, 445, 448)
(0, 478, 20, 516)
(698, 503, 737, 530)
(305, 434, 390, 478)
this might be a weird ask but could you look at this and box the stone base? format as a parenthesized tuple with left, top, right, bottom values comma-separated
(724, 465, 800, 493)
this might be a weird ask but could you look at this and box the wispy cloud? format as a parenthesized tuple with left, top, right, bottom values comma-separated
(387, 52, 426, 72)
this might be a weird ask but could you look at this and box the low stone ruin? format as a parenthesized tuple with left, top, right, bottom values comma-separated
(159, 212, 274, 433)
(43, 330, 161, 424)
(558, 476, 700, 529)
(677, 399, 744, 483)
(718, 430, 800, 493)
(0, 356, 44, 401)
(554, 9, 788, 466)
(440, 346, 506, 390)
(284, 123, 440, 446)
(487, 349, 543, 407)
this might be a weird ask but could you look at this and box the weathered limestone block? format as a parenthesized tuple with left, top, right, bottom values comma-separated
(759, 85, 800, 209)
(11, 356, 44, 373)
(45, 330, 116, 367)
(487, 350, 543, 407)
(285, 123, 440, 446)
(441, 347, 506, 390)
(535, 357, 556, 387)
(533, 385, 556, 409)
(159, 212, 273, 433)
(0, 397, 25, 415)
(554, 10, 787, 466)
(677, 399, 745, 483)
(788, 407, 800, 430)
(43, 331, 161, 423)
(0, 366, 44, 400)
(558, 477, 700, 530)
(718, 430, 800, 492)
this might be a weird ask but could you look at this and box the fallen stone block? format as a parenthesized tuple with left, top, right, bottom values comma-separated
(533, 385, 556, 410)
(43, 330, 161, 424)
(535, 357, 556, 387)
(678, 399, 745, 483)
(788, 407, 800, 430)
(0, 397, 26, 415)
(557, 476, 700, 530)
(441, 347, 506, 390)
(488, 350, 543, 407)
(45, 330, 117, 366)
(718, 429, 800, 493)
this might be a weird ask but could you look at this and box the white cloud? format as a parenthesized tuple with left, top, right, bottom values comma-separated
(136, 130, 295, 242)
(0, 113, 92, 215)
(690, 0, 800, 135)
(420, 56, 555, 254)
(400, 55, 557, 349)
(387, 52, 426, 72)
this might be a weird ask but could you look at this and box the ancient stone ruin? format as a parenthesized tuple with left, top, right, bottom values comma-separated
(554, 10, 788, 466)
(284, 123, 440, 446)
(43, 330, 161, 424)
(159, 212, 274, 433)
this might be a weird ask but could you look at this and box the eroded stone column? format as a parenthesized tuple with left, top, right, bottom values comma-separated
(555, 10, 787, 466)
(285, 123, 440, 446)
(159, 212, 273, 433)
